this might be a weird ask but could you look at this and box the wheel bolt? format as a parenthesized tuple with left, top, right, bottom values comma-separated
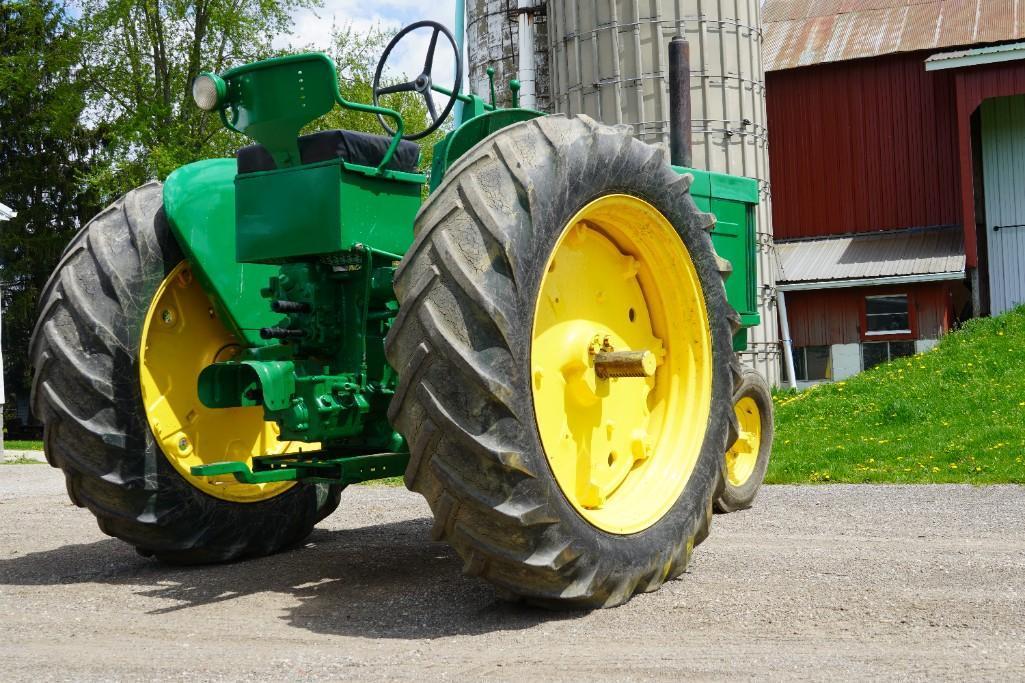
(178, 437, 189, 451)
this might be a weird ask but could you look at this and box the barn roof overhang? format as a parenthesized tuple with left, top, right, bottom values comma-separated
(776, 226, 966, 291)
(777, 271, 965, 291)
(925, 42, 1025, 71)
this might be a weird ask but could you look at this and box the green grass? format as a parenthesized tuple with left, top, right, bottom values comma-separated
(767, 307, 1025, 484)
(4, 440, 43, 451)
(358, 475, 405, 487)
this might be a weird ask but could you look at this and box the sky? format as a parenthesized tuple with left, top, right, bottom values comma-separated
(279, 0, 460, 83)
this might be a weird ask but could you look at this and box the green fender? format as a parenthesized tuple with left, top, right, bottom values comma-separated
(429, 108, 544, 191)
(163, 158, 279, 347)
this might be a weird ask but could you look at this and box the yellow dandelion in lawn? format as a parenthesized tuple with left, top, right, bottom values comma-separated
(931, 466, 940, 473)
(949, 463, 958, 469)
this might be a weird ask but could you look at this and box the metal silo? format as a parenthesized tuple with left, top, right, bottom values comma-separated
(464, 0, 780, 384)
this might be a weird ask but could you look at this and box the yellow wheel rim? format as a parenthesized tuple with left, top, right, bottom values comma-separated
(139, 262, 304, 503)
(530, 195, 712, 534)
(725, 396, 761, 487)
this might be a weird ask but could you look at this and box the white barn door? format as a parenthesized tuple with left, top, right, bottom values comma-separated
(981, 96, 1025, 315)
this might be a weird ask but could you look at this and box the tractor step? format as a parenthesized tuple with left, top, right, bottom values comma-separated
(191, 451, 408, 486)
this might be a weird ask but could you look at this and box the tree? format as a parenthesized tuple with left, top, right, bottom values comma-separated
(317, 24, 445, 175)
(77, 0, 318, 198)
(78, 1, 443, 200)
(0, 0, 102, 434)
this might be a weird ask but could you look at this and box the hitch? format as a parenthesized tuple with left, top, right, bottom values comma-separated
(191, 451, 409, 486)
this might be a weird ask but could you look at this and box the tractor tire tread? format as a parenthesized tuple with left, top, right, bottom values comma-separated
(386, 114, 737, 608)
(30, 182, 341, 564)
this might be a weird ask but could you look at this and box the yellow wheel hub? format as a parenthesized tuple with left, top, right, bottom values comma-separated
(725, 396, 761, 487)
(531, 195, 712, 534)
(139, 262, 306, 503)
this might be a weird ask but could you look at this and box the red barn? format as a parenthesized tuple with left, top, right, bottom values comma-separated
(763, 0, 1025, 385)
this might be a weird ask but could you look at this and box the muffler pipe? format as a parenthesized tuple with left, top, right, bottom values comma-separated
(668, 35, 692, 168)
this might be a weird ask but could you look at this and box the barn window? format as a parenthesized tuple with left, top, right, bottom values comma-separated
(864, 294, 911, 335)
(793, 345, 831, 381)
(862, 341, 915, 370)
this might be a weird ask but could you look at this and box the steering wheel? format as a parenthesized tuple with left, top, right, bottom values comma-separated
(372, 21, 462, 141)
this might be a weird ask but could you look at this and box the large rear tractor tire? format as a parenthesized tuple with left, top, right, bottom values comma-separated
(386, 114, 738, 608)
(30, 182, 341, 563)
(714, 366, 774, 513)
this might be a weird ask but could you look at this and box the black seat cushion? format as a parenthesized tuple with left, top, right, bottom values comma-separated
(237, 129, 420, 174)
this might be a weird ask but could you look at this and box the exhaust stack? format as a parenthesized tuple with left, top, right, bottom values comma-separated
(668, 35, 692, 168)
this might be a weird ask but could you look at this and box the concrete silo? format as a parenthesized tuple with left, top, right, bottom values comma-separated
(465, 1, 551, 112)
(464, 0, 780, 384)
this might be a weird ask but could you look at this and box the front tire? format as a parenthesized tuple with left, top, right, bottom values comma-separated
(386, 115, 737, 608)
(30, 182, 341, 563)
(714, 366, 774, 513)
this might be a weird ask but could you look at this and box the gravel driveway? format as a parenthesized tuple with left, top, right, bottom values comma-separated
(1, 465, 1023, 681)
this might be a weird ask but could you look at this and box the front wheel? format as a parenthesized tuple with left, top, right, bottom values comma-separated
(714, 366, 774, 513)
(386, 115, 738, 608)
(30, 182, 341, 563)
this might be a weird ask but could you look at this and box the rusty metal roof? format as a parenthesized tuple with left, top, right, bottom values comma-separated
(776, 226, 966, 286)
(763, 0, 1025, 71)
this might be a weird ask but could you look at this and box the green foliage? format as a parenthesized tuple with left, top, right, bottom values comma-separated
(769, 307, 1025, 484)
(0, 0, 103, 424)
(77, 0, 318, 198)
(311, 25, 444, 176)
(3, 440, 43, 451)
(77, 3, 440, 200)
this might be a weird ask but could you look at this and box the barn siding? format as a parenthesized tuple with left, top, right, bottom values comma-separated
(786, 282, 954, 347)
(767, 52, 962, 240)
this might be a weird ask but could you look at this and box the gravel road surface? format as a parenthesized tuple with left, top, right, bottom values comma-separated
(1, 465, 1023, 681)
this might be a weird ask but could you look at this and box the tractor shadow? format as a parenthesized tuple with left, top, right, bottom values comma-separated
(0, 516, 581, 639)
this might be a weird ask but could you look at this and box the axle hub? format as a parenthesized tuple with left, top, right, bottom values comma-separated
(593, 349, 657, 379)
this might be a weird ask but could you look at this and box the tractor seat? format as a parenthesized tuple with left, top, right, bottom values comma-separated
(236, 129, 420, 174)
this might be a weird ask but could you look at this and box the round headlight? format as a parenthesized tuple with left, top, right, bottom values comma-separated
(192, 73, 225, 111)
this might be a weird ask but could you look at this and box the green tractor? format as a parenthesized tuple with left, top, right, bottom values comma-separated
(30, 21, 773, 608)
